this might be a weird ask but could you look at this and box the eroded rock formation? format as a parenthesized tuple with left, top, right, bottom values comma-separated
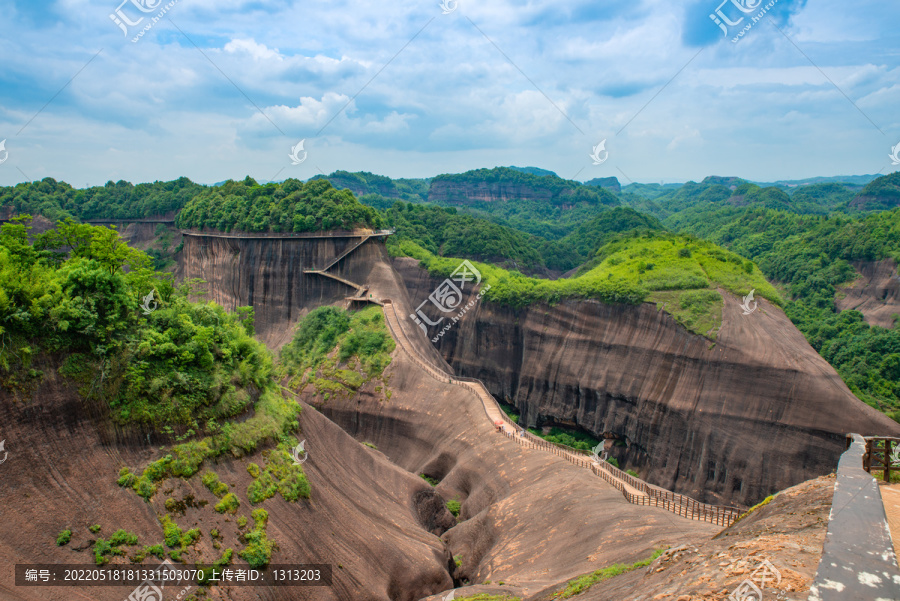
(393, 257, 900, 507)
(836, 259, 900, 329)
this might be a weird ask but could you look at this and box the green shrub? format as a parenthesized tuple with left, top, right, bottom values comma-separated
(160, 515, 182, 548)
(88, 524, 101, 534)
(147, 544, 165, 559)
(554, 549, 664, 598)
(56, 529, 72, 546)
(199, 548, 234, 585)
(133, 476, 157, 500)
(277, 469, 311, 502)
(446, 500, 461, 517)
(202, 471, 229, 498)
(248, 471, 278, 504)
(131, 544, 165, 562)
(247, 463, 261, 478)
(109, 530, 139, 547)
(239, 509, 275, 569)
(92, 539, 120, 565)
(92, 530, 139, 565)
(158, 515, 201, 562)
(116, 467, 136, 488)
(123, 390, 301, 501)
(214, 493, 240, 514)
(606, 457, 619, 468)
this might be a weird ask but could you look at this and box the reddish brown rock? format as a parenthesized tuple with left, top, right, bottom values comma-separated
(393, 257, 900, 507)
(179, 233, 393, 349)
(836, 259, 900, 329)
(428, 180, 564, 205)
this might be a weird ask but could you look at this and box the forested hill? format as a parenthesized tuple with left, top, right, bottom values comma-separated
(2, 169, 900, 422)
(850, 171, 900, 211)
(308, 170, 430, 204)
(0, 177, 203, 222)
(424, 167, 620, 239)
(175, 178, 382, 233)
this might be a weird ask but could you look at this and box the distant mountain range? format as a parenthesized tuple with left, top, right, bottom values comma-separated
(752, 174, 881, 187)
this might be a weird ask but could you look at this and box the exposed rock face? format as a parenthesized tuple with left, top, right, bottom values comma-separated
(836, 259, 900, 329)
(0, 359, 457, 601)
(307, 338, 717, 599)
(394, 257, 900, 507)
(179, 233, 390, 348)
(563, 475, 836, 601)
(584, 176, 622, 193)
(428, 180, 566, 204)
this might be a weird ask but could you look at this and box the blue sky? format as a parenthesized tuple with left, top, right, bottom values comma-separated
(0, 0, 898, 186)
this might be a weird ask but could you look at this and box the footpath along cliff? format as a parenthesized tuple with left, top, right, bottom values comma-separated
(177, 231, 900, 507)
(392, 257, 900, 507)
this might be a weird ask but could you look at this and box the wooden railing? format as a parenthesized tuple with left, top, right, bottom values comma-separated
(380, 298, 742, 527)
(861, 436, 900, 481)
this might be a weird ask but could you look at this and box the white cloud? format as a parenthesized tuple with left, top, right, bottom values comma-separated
(224, 38, 283, 61)
(0, 0, 898, 186)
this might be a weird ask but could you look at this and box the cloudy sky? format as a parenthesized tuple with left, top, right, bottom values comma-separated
(0, 0, 898, 187)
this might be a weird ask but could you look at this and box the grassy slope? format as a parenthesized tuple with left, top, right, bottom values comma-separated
(280, 305, 396, 402)
(391, 232, 779, 338)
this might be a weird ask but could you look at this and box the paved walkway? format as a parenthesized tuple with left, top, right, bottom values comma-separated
(879, 483, 900, 566)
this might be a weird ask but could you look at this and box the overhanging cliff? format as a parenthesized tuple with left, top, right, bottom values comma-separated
(393, 257, 900, 507)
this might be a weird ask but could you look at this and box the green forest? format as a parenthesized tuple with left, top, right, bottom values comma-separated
(1, 166, 899, 421)
(176, 177, 383, 232)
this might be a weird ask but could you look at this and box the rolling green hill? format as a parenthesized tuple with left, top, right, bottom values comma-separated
(176, 178, 382, 233)
(391, 231, 778, 339)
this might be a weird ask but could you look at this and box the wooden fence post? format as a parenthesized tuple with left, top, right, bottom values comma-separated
(886, 439, 892, 483)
